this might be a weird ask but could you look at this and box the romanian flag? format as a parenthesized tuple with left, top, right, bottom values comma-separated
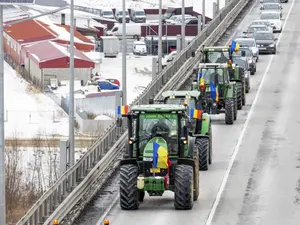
(198, 72, 205, 88)
(153, 142, 171, 169)
(117, 105, 129, 116)
(210, 81, 219, 102)
(189, 108, 202, 119)
(229, 40, 240, 53)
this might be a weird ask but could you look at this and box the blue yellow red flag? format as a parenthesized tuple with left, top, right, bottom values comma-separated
(197, 72, 202, 82)
(216, 86, 219, 102)
(229, 40, 240, 53)
(210, 81, 217, 101)
(189, 108, 202, 119)
(117, 105, 129, 115)
(153, 142, 169, 169)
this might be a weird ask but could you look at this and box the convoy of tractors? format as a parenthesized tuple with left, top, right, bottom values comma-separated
(116, 43, 251, 210)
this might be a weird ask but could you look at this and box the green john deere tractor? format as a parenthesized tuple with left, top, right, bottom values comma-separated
(201, 46, 246, 109)
(116, 104, 199, 210)
(156, 90, 212, 170)
(192, 63, 238, 125)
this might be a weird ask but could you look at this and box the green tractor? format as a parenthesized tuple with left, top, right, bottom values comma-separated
(116, 104, 200, 210)
(155, 90, 212, 170)
(192, 63, 238, 125)
(201, 46, 246, 109)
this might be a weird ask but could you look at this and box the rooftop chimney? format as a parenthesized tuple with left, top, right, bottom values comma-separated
(61, 13, 65, 25)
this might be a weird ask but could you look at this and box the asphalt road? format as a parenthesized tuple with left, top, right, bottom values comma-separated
(209, 0, 300, 224)
(78, 0, 297, 224)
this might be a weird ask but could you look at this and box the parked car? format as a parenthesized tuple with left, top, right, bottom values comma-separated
(106, 78, 120, 87)
(232, 47, 256, 75)
(260, 11, 282, 32)
(250, 20, 273, 32)
(100, 8, 115, 20)
(130, 8, 146, 23)
(253, 31, 277, 54)
(260, 3, 282, 18)
(235, 37, 259, 62)
(115, 9, 130, 23)
(133, 40, 147, 55)
(97, 80, 120, 90)
(158, 51, 177, 69)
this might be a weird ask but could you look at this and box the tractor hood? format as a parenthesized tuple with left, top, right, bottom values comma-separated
(143, 137, 168, 159)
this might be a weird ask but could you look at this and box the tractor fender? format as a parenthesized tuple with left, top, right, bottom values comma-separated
(226, 83, 235, 98)
(187, 136, 196, 158)
(230, 79, 242, 83)
(201, 113, 210, 135)
(193, 134, 209, 140)
(177, 158, 195, 168)
(120, 159, 138, 166)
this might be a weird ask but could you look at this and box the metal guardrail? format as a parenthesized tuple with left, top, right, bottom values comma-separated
(16, 0, 250, 224)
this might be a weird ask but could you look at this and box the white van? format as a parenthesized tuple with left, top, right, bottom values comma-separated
(100, 8, 115, 20)
(106, 23, 142, 38)
(115, 9, 130, 23)
(130, 9, 146, 23)
(133, 41, 147, 55)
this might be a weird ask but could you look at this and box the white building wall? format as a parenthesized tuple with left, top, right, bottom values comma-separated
(29, 59, 42, 86)
(42, 67, 91, 86)
(74, 91, 122, 117)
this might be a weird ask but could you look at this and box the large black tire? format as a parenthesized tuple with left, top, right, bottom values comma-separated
(192, 143, 199, 201)
(174, 165, 194, 210)
(208, 123, 212, 164)
(196, 138, 209, 171)
(242, 82, 246, 106)
(233, 88, 237, 121)
(225, 99, 234, 125)
(120, 164, 139, 210)
(237, 83, 243, 110)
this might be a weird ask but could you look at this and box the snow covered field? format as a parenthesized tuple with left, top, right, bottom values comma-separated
(4, 62, 69, 138)
(66, 0, 226, 19)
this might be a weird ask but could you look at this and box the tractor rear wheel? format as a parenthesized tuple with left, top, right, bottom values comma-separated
(196, 137, 209, 171)
(208, 123, 212, 164)
(233, 90, 237, 121)
(174, 165, 194, 210)
(120, 164, 139, 210)
(237, 83, 243, 110)
(225, 99, 234, 125)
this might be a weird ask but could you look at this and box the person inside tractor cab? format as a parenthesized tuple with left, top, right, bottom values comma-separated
(139, 114, 178, 155)
(215, 51, 229, 63)
(201, 68, 224, 84)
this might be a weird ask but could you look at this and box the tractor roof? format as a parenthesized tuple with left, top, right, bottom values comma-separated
(130, 104, 186, 112)
(204, 46, 229, 51)
(199, 63, 228, 68)
(162, 90, 201, 98)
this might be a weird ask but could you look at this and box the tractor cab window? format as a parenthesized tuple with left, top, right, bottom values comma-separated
(165, 97, 196, 109)
(138, 113, 179, 155)
(205, 51, 229, 63)
(200, 68, 224, 84)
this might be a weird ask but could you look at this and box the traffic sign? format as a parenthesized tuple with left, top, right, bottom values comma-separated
(0, 0, 35, 5)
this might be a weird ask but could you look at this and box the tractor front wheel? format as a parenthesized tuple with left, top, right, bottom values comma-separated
(237, 83, 243, 110)
(120, 164, 139, 210)
(193, 143, 199, 201)
(174, 165, 194, 210)
(208, 123, 212, 164)
(242, 82, 246, 106)
(225, 99, 234, 125)
(196, 137, 209, 171)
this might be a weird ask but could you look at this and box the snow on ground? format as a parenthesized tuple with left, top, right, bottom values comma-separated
(4, 62, 69, 138)
(100, 53, 153, 104)
(66, 0, 226, 19)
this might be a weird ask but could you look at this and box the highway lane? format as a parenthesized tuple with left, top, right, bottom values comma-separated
(208, 0, 300, 224)
(96, 1, 292, 225)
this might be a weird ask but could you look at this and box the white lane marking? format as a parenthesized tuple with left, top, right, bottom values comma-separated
(95, 194, 119, 225)
(205, 0, 295, 224)
(226, 0, 259, 45)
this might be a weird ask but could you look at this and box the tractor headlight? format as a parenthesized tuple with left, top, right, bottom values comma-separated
(269, 44, 275, 47)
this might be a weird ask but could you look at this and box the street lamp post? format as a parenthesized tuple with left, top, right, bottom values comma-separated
(157, 0, 162, 74)
(181, 0, 185, 50)
(122, 0, 127, 105)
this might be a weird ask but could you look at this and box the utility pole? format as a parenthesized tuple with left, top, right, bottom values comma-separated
(0, 6, 5, 225)
(202, 0, 206, 30)
(69, 0, 75, 167)
(181, 0, 185, 50)
(122, 0, 127, 105)
(157, 0, 162, 74)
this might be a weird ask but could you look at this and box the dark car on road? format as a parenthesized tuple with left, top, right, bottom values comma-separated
(253, 31, 277, 54)
(233, 47, 256, 75)
(232, 58, 251, 93)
